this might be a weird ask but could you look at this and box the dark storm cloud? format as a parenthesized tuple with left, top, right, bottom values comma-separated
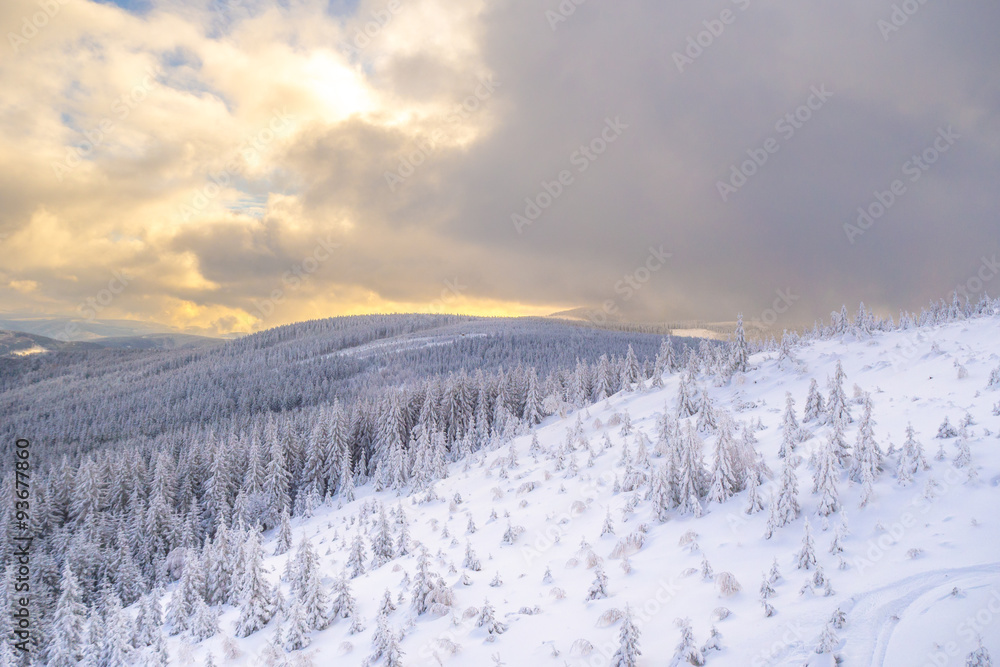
(297, 0, 999, 324)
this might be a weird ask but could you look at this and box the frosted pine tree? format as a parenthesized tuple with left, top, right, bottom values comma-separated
(463, 542, 482, 571)
(744, 468, 764, 514)
(610, 606, 642, 667)
(775, 455, 800, 527)
(586, 565, 609, 600)
(330, 572, 356, 620)
(671, 617, 704, 667)
(48, 562, 87, 667)
(826, 361, 852, 424)
(759, 572, 776, 617)
(796, 519, 817, 570)
(850, 395, 883, 494)
(191, 597, 219, 642)
(274, 508, 292, 556)
(708, 423, 739, 503)
(523, 368, 544, 425)
(803, 378, 824, 423)
(730, 314, 749, 374)
(622, 345, 642, 390)
(166, 548, 204, 633)
(284, 600, 311, 651)
(371, 504, 395, 568)
(696, 392, 718, 433)
(813, 438, 841, 517)
(235, 531, 275, 637)
(965, 636, 993, 667)
(677, 374, 699, 418)
(347, 530, 367, 578)
(292, 537, 328, 630)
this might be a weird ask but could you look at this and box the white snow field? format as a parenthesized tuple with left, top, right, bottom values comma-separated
(167, 316, 1000, 667)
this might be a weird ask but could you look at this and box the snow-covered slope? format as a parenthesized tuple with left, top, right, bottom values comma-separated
(167, 316, 1000, 666)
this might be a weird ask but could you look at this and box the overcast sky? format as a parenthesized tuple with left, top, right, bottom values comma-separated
(0, 0, 997, 334)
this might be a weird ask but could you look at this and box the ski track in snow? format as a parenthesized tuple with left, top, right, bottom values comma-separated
(841, 562, 1000, 666)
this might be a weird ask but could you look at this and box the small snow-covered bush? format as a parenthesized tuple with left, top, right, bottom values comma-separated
(597, 608, 624, 627)
(571, 639, 594, 656)
(610, 530, 646, 559)
(550, 587, 566, 600)
(711, 607, 731, 621)
(717, 572, 742, 597)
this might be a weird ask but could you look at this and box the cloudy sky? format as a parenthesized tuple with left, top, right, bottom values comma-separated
(1, 0, 997, 334)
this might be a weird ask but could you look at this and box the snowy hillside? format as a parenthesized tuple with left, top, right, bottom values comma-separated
(157, 314, 1000, 667)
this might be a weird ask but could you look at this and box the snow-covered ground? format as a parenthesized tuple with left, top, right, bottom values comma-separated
(168, 316, 1000, 666)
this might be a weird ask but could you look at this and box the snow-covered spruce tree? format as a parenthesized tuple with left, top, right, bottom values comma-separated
(730, 314, 749, 375)
(812, 437, 841, 517)
(849, 394, 883, 483)
(601, 509, 616, 537)
(708, 421, 740, 503)
(330, 571, 356, 620)
(937, 416, 959, 439)
(676, 374, 699, 418)
(897, 423, 928, 486)
(378, 588, 397, 616)
(826, 361, 852, 425)
(744, 468, 765, 514)
(796, 519, 817, 570)
(477, 597, 507, 641)
(622, 344, 642, 390)
(965, 636, 993, 667)
(235, 531, 275, 637)
(816, 620, 840, 655)
(586, 565, 609, 601)
(759, 572, 776, 617)
(191, 597, 219, 642)
(696, 392, 718, 433)
(284, 599, 311, 651)
(347, 529, 367, 578)
(610, 605, 642, 667)
(677, 423, 708, 515)
(463, 542, 482, 571)
(523, 367, 545, 425)
(775, 455, 800, 528)
(671, 617, 704, 666)
(803, 378, 825, 423)
(47, 562, 87, 667)
(273, 508, 292, 556)
(292, 536, 328, 630)
(371, 504, 395, 569)
(166, 548, 204, 634)
(264, 434, 292, 527)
